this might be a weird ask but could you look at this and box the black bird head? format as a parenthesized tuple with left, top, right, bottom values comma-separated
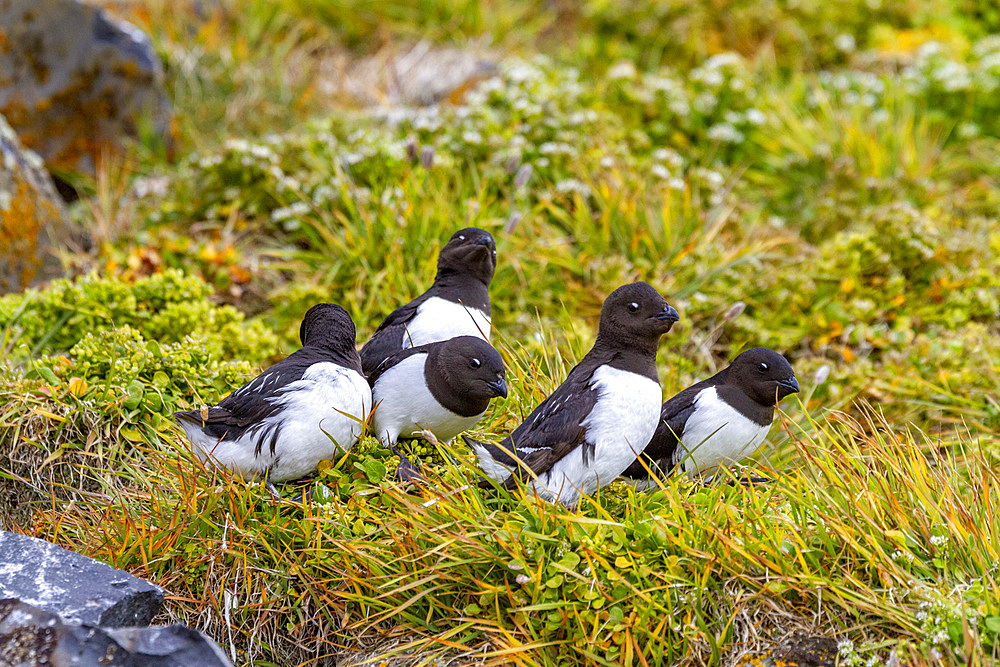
(597, 281, 680, 347)
(435, 336, 507, 401)
(435, 227, 497, 285)
(725, 348, 799, 406)
(299, 303, 358, 352)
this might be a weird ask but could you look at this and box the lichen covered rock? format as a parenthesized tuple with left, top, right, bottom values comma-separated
(0, 0, 172, 176)
(0, 113, 73, 294)
(0, 599, 235, 666)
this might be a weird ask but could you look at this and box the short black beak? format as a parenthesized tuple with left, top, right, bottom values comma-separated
(487, 378, 508, 398)
(653, 305, 680, 323)
(777, 376, 800, 394)
(475, 236, 493, 247)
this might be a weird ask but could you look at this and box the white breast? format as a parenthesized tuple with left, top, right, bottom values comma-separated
(372, 353, 486, 445)
(401, 296, 491, 348)
(676, 386, 771, 476)
(531, 365, 662, 506)
(185, 363, 372, 482)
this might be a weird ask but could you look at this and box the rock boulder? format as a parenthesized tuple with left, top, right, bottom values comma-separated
(0, 599, 235, 666)
(0, 531, 164, 627)
(0, 0, 172, 177)
(0, 113, 78, 294)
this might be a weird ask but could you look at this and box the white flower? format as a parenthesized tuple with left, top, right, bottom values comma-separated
(745, 108, 767, 126)
(608, 61, 638, 80)
(707, 123, 744, 143)
(462, 131, 483, 145)
(651, 164, 671, 179)
(929, 534, 948, 546)
(694, 92, 718, 113)
(555, 179, 591, 198)
(600, 156, 615, 168)
(835, 33, 857, 52)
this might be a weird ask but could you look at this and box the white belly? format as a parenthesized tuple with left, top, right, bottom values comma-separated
(531, 365, 662, 506)
(401, 296, 491, 348)
(677, 386, 770, 476)
(185, 363, 372, 482)
(372, 354, 486, 444)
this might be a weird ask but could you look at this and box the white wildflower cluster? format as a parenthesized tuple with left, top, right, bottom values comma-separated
(929, 533, 949, 547)
(269, 201, 309, 225)
(891, 549, 916, 563)
(896, 37, 1000, 136)
(554, 179, 592, 198)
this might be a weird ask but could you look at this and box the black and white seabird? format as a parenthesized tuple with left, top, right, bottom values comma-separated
(360, 227, 496, 377)
(619, 347, 799, 486)
(465, 282, 680, 506)
(174, 303, 372, 483)
(370, 335, 507, 452)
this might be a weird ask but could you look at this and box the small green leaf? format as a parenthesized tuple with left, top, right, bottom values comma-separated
(120, 427, 143, 442)
(124, 382, 144, 409)
(152, 371, 170, 388)
(36, 366, 59, 384)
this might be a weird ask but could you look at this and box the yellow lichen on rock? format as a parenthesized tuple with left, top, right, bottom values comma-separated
(0, 112, 72, 294)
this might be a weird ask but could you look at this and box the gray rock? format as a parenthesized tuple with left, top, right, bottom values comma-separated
(340, 40, 498, 107)
(0, 531, 164, 627)
(0, 0, 172, 177)
(0, 113, 77, 294)
(0, 598, 235, 666)
(744, 632, 840, 667)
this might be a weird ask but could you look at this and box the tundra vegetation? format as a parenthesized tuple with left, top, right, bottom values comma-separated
(1, 0, 999, 664)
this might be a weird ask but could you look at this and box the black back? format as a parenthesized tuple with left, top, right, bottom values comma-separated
(174, 303, 362, 456)
(359, 227, 496, 376)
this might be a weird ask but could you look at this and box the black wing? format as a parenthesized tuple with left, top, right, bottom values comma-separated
(619, 380, 713, 481)
(174, 350, 319, 456)
(359, 292, 431, 377)
(492, 362, 600, 485)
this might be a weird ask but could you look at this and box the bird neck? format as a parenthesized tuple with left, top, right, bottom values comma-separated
(589, 336, 660, 383)
(432, 272, 490, 311)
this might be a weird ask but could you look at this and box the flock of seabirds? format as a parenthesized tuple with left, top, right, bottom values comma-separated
(175, 227, 801, 506)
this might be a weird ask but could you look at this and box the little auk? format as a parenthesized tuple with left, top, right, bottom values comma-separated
(369, 335, 507, 480)
(360, 227, 496, 377)
(465, 282, 679, 506)
(619, 347, 799, 486)
(175, 303, 372, 487)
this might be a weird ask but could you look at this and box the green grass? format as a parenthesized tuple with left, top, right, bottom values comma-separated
(2, 0, 1000, 664)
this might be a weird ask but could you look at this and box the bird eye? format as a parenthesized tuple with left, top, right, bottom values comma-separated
(470, 358, 481, 368)
(759, 362, 768, 371)
(459, 235, 466, 240)
(628, 302, 639, 312)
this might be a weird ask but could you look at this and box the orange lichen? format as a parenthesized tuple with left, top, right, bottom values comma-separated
(0, 176, 65, 293)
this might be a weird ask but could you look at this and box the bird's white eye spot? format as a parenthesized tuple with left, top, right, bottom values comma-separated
(628, 302, 639, 312)
(470, 358, 481, 368)
(760, 362, 768, 370)
(459, 235, 466, 240)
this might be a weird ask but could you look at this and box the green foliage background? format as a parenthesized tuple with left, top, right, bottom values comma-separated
(2, 0, 1000, 664)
